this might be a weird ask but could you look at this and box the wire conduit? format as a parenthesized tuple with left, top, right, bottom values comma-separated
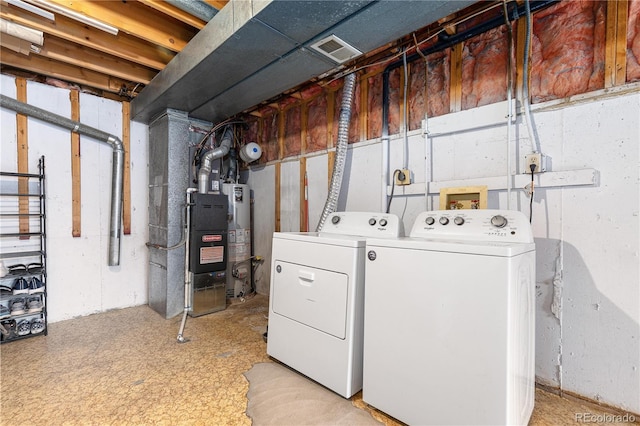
(0, 94, 125, 266)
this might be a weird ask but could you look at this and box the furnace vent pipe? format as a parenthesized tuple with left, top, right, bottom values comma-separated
(0, 94, 124, 266)
(197, 125, 233, 194)
(316, 72, 356, 232)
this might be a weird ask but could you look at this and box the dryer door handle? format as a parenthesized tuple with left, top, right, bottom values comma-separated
(298, 270, 315, 282)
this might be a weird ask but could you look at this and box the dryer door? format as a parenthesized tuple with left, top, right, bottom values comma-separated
(272, 260, 348, 339)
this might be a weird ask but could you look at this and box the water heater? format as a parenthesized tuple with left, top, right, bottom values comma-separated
(222, 183, 252, 299)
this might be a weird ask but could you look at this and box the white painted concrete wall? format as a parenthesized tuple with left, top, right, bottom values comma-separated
(253, 86, 639, 413)
(0, 76, 149, 322)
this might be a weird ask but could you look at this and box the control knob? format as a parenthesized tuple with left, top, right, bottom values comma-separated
(369, 218, 377, 226)
(379, 218, 388, 227)
(490, 215, 508, 228)
(331, 215, 340, 224)
(439, 216, 449, 225)
(425, 217, 435, 225)
(454, 216, 465, 226)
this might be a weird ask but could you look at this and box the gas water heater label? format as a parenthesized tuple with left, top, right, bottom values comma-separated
(234, 186, 243, 202)
(202, 234, 222, 242)
(200, 246, 224, 264)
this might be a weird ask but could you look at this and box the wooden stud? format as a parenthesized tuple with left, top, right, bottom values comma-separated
(515, 18, 527, 102)
(275, 162, 281, 232)
(70, 90, 81, 237)
(605, 0, 628, 88)
(137, 0, 207, 29)
(16, 77, 29, 236)
(360, 74, 369, 141)
(122, 101, 132, 235)
(449, 43, 463, 113)
(299, 157, 307, 232)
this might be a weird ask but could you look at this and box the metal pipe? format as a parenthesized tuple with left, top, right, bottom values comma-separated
(198, 126, 233, 194)
(0, 94, 124, 266)
(177, 187, 197, 343)
(503, 0, 514, 209)
(166, 0, 217, 22)
(316, 72, 357, 232)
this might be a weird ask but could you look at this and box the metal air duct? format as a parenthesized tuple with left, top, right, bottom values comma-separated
(0, 94, 125, 266)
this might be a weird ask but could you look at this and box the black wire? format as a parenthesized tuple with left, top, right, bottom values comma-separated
(529, 168, 534, 223)
(386, 170, 400, 213)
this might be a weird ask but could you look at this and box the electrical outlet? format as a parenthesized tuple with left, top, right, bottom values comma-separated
(395, 169, 411, 185)
(524, 153, 548, 173)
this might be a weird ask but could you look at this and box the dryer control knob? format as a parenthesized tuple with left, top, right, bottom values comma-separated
(491, 215, 508, 228)
(369, 218, 377, 226)
(379, 218, 388, 226)
(425, 217, 435, 225)
(331, 215, 340, 224)
(454, 216, 465, 226)
(439, 216, 449, 225)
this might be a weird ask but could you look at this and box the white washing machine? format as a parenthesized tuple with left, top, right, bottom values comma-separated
(363, 209, 535, 425)
(267, 211, 401, 398)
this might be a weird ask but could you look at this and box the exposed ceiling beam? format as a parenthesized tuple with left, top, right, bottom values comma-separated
(39, 35, 156, 84)
(137, 0, 206, 30)
(44, 0, 196, 52)
(1, 46, 134, 94)
(0, 4, 175, 70)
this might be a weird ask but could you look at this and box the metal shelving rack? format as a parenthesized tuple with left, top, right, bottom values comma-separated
(0, 156, 47, 342)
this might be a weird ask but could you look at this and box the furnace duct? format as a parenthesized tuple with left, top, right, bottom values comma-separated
(197, 125, 233, 194)
(316, 72, 356, 232)
(0, 94, 125, 266)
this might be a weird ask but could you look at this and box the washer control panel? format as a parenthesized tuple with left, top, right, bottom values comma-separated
(321, 212, 402, 238)
(410, 210, 533, 243)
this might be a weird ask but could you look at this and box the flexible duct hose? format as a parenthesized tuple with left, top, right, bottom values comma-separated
(198, 125, 233, 194)
(316, 72, 356, 232)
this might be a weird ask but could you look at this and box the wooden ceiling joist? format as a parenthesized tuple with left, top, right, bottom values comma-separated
(39, 35, 156, 85)
(1, 46, 134, 94)
(45, 0, 197, 52)
(0, 4, 174, 70)
(202, 0, 229, 11)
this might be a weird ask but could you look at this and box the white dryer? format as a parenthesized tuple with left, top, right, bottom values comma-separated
(363, 209, 535, 425)
(267, 211, 401, 398)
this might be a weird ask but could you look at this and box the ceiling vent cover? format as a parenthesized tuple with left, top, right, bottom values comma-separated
(310, 34, 362, 64)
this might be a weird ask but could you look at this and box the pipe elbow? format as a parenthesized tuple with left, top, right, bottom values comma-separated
(108, 135, 125, 152)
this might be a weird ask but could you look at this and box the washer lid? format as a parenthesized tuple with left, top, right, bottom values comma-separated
(272, 231, 365, 248)
(366, 236, 535, 257)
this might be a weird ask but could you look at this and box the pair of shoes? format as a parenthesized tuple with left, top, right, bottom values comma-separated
(9, 298, 26, 315)
(0, 319, 17, 339)
(28, 277, 44, 294)
(7, 263, 42, 275)
(30, 318, 45, 334)
(17, 319, 31, 336)
(12, 277, 29, 295)
(0, 304, 10, 320)
(27, 296, 43, 313)
(16, 318, 45, 336)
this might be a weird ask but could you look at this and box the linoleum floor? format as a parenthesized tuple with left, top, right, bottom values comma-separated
(0, 294, 635, 425)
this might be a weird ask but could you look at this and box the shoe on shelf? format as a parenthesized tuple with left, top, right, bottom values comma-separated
(9, 298, 26, 316)
(0, 304, 10, 320)
(12, 277, 30, 295)
(7, 264, 26, 275)
(27, 263, 43, 274)
(27, 296, 43, 313)
(17, 319, 31, 336)
(28, 277, 45, 294)
(0, 319, 17, 339)
(30, 318, 45, 334)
